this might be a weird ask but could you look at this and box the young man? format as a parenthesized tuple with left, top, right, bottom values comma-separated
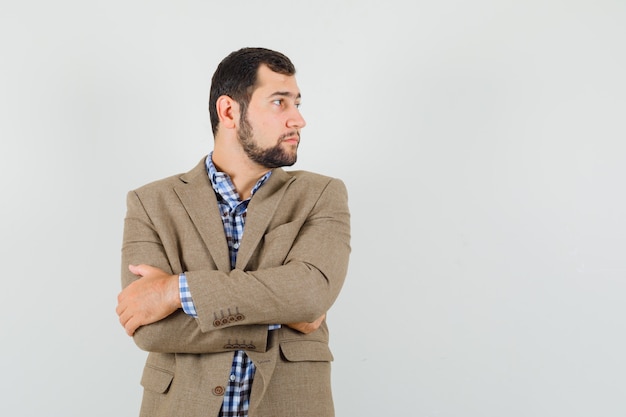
(116, 47, 351, 417)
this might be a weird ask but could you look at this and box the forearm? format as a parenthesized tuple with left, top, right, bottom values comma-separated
(131, 311, 270, 353)
(120, 177, 351, 346)
(121, 191, 269, 352)
(185, 178, 350, 332)
(186, 262, 342, 333)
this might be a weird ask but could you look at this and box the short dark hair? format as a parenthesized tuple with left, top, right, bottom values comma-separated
(208, 47, 296, 135)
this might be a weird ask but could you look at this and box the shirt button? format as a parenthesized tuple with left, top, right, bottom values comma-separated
(229, 374, 236, 382)
(233, 243, 239, 249)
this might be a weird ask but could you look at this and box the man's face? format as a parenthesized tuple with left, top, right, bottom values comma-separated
(237, 65, 306, 168)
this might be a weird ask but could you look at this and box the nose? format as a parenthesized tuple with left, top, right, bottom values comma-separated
(287, 107, 306, 129)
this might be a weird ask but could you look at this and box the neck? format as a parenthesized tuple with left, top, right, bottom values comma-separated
(211, 147, 270, 200)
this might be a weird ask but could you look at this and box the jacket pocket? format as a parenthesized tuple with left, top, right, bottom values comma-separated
(279, 340, 334, 362)
(140, 364, 174, 394)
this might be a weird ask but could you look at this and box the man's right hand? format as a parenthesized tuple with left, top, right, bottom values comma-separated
(116, 264, 181, 336)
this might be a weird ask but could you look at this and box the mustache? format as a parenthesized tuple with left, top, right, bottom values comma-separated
(278, 131, 300, 142)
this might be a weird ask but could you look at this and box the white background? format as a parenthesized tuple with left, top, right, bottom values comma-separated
(1, 1, 625, 416)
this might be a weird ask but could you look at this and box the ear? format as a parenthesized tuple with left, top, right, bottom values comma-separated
(216, 95, 240, 130)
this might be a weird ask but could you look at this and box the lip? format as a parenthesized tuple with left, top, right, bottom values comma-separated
(282, 134, 300, 144)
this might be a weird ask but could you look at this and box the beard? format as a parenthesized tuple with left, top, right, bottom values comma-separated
(237, 113, 298, 168)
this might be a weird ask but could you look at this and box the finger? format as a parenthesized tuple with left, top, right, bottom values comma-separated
(117, 289, 128, 304)
(313, 315, 325, 327)
(123, 314, 141, 336)
(115, 301, 125, 317)
(118, 307, 131, 328)
(128, 264, 143, 276)
(125, 319, 138, 336)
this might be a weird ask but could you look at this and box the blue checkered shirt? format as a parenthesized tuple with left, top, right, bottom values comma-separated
(179, 153, 279, 417)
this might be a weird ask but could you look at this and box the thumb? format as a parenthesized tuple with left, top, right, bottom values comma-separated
(128, 264, 145, 277)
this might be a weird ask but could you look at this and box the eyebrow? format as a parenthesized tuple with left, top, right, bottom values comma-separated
(269, 91, 302, 100)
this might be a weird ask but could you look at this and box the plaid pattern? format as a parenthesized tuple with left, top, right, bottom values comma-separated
(179, 153, 273, 417)
(219, 349, 255, 417)
(179, 274, 196, 316)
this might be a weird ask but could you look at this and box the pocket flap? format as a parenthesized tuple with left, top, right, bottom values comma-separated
(279, 340, 334, 362)
(140, 365, 174, 394)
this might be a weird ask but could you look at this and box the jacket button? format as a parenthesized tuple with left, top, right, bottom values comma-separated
(212, 386, 225, 396)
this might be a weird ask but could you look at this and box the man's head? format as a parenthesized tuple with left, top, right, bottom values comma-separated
(209, 47, 296, 135)
(209, 47, 306, 168)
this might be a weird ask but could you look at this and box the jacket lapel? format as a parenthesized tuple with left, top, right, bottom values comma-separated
(174, 157, 232, 272)
(235, 168, 295, 270)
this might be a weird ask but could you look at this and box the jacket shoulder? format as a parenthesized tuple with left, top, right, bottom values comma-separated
(280, 170, 348, 202)
(285, 170, 343, 187)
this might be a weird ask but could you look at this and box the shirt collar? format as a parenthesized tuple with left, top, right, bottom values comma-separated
(205, 152, 272, 204)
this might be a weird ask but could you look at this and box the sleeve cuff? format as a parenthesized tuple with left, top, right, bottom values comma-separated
(179, 273, 198, 318)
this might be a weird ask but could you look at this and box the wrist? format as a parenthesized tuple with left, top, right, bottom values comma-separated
(169, 274, 182, 309)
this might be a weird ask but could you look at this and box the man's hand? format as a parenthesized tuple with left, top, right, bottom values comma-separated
(286, 313, 326, 334)
(116, 264, 181, 336)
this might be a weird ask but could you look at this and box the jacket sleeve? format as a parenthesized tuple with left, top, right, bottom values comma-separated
(121, 190, 270, 353)
(186, 177, 351, 333)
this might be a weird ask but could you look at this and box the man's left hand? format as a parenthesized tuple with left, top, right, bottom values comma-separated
(286, 313, 326, 334)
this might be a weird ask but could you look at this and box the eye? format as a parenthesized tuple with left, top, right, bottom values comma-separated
(295, 102, 302, 109)
(272, 99, 283, 106)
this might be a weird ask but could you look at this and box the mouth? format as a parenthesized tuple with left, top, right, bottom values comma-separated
(281, 132, 300, 144)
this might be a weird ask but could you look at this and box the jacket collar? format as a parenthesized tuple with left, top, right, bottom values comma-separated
(174, 156, 296, 271)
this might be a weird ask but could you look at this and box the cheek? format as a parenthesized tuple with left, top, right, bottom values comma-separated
(251, 116, 282, 138)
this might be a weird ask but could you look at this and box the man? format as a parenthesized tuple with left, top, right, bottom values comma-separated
(116, 47, 351, 417)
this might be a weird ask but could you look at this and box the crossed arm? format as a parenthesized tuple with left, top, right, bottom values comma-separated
(115, 177, 350, 351)
(116, 263, 325, 337)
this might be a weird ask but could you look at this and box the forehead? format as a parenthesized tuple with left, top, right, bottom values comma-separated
(252, 64, 300, 97)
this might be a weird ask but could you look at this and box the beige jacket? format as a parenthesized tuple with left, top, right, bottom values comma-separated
(121, 157, 351, 417)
